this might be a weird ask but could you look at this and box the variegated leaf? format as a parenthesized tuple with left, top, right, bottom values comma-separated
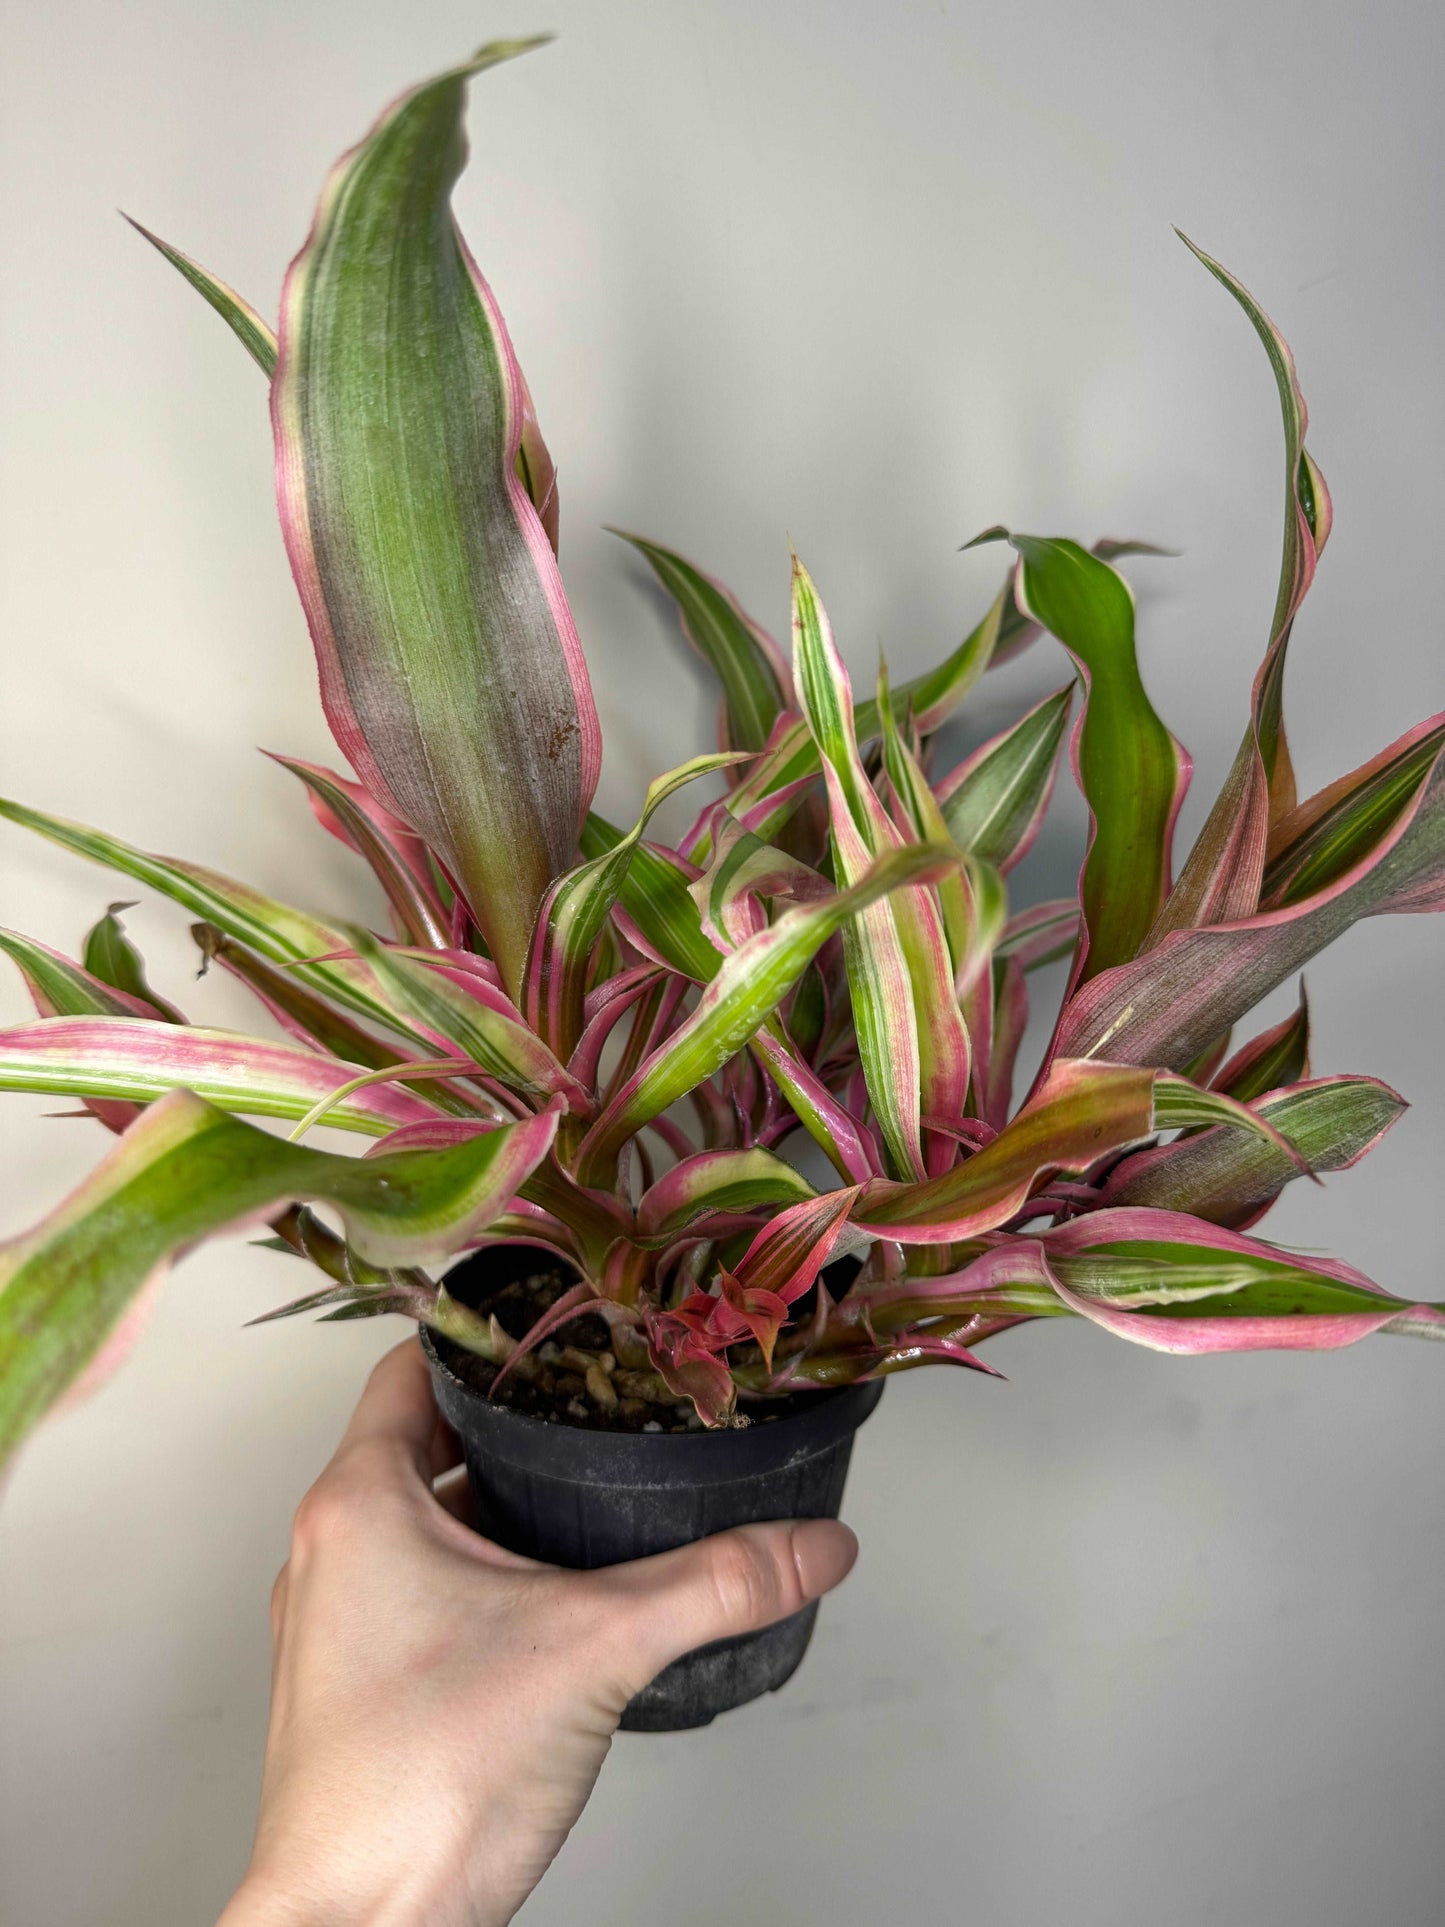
(0, 1090, 558, 1464)
(273, 40, 600, 994)
(612, 532, 791, 752)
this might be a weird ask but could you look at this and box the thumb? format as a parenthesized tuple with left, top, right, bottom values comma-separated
(593, 1519, 859, 1693)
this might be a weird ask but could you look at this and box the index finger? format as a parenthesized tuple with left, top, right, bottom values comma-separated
(334, 1337, 442, 1477)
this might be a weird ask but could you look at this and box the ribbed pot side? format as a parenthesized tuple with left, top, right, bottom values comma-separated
(421, 1247, 883, 1731)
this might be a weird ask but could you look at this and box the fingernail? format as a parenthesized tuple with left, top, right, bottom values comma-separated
(791, 1519, 859, 1599)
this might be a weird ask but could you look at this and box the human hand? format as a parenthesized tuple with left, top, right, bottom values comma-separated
(219, 1339, 860, 1927)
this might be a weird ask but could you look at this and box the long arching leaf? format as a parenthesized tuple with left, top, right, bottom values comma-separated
(273, 40, 601, 994)
(1100, 1075, 1404, 1227)
(0, 1017, 448, 1135)
(0, 796, 407, 1037)
(1148, 237, 1333, 937)
(1054, 726, 1445, 1068)
(0, 1091, 558, 1465)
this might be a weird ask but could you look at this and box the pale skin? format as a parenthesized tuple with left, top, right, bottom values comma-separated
(219, 1339, 860, 1927)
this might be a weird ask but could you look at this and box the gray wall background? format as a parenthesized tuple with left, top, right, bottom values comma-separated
(2, 1, 1443, 1921)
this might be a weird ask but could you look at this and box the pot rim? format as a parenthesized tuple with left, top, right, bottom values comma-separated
(420, 1323, 885, 1482)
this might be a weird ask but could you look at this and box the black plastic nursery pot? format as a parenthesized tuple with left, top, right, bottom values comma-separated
(421, 1244, 883, 1731)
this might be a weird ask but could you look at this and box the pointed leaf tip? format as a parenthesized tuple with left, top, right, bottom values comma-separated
(123, 213, 278, 377)
(272, 44, 600, 995)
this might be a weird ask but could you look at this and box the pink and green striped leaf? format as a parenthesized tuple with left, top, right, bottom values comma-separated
(1149, 236, 1333, 938)
(345, 926, 587, 1112)
(1053, 725, 1445, 1069)
(876, 664, 1007, 1000)
(0, 927, 163, 1023)
(525, 753, 742, 1059)
(852, 1057, 1154, 1244)
(853, 1059, 1289, 1244)
(194, 929, 490, 1122)
(0, 796, 411, 1038)
(934, 684, 1074, 874)
(580, 813, 723, 983)
(711, 580, 1011, 847)
(4, 916, 194, 1137)
(1099, 1074, 1405, 1228)
(131, 209, 560, 562)
(268, 754, 449, 948)
(820, 755, 924, 1180)
(1260, 716, 1445, 909)
(0, 1016, 448, 1136)
(273, 39, 600, 995)
(995, 899, 1080, 971)
(1211, 983, 1310, 1101)
(746, 1025, 884, 1183)
(793, 558, 971, 1179)
(689, 809, 831, 952)
(192, 923, 416, 1079)
(823, 1214, 1445, 1359)
(635, 1149, 817, 1242)
(730, 1186, 860, 1300)
(1039, 1211, 1442, 1352)
(575, 842, 959, 1182)
(0, 1089, 558, 1465)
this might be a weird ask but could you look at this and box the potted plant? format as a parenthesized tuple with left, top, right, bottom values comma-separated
(2, 39, 1442, 1729)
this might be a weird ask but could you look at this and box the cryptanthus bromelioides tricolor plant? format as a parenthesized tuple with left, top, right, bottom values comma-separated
(2, 38, 1443, 1455)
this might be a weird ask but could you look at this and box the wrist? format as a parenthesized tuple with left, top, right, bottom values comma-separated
(217, 1865, 416, 1927)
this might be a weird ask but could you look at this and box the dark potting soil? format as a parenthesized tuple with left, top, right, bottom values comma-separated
(440, 1262, 823, 1436)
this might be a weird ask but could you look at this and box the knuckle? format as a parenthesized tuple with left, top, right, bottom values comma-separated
(288, 1475, 354, 1559)
(706, 1531, 791, 1629)
(289, 1438, 418, 1562)
(269, 1563, 290, 1632)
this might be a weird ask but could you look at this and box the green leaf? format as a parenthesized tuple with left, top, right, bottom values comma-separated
(576, 842, 958, 1181)
(0, 1090, 558, 1465)
(0, 927, 161, 1022)
(971, 532, 1189, 979)
(0, 1016, 446, 1135)
(581, 812, 724, 982)
(935, 684, 1073, 873)
(80, 902, 183, 1019)
(0, 796, 409, 1038)
(612, 532, 790, 752)
(273, 39, 600, 995)
(526, 753, 743, 1059)
(1148, 238, 1333, 938)
(1102, 1075, 1406, 1226)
